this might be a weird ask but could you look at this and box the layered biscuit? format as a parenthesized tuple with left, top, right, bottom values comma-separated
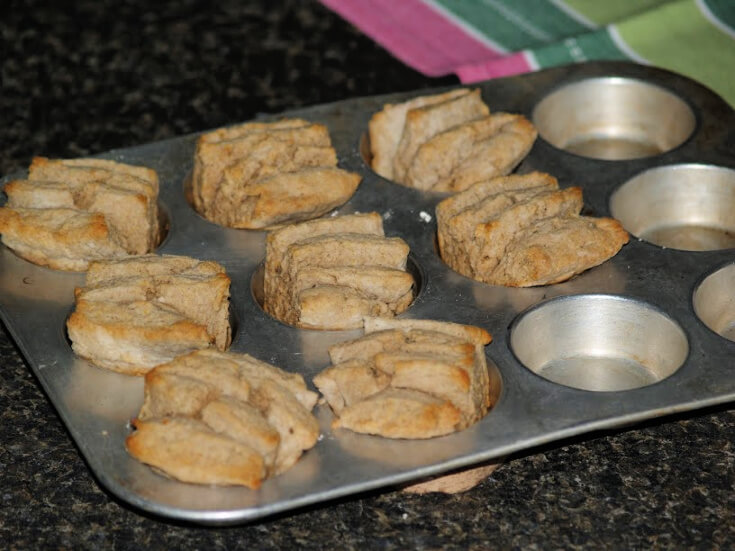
(436, 172, 629, 286)
(369, 89, 537, 192)
(263, 213, 414, 329)
(67, 254, 231, 375)
(191, 118, 361, 228)
(314, 318, 493, 439)
(0, 157, 160, 270)
(127, 349, 319, 488)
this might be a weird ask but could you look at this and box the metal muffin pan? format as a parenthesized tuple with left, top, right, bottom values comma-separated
(610, 163, 735, 251)
(2, 62, 735, 525)
(531, 76, 697, 160)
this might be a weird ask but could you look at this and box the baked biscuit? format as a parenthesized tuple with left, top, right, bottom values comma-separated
(126, 417, 267, 488)
(191, 118, 361, 228)
(436, 172, 560, 275)
(126, 349, 319, 488)
(489, 216, 631, 287)
(210, 167, 361, 229)
(334, 388, 462, 439)
(264, 212, 384, 303)
(369, 89, 537, 192)
(369, 89, 470, 180)
(0, 208, 128, 271)
(435, 172, 629, 286)
(30, 156, 159, 193)
(263, 213, 414, 329)
(0, 157, 160, 270)
(406, 114, 538, 192)
(192, 119, 330, 211)
(314, 318, 493, 439)
(28, 157, 159, 251)
(392, 89, 490, 182)
(67, 254, 231, 375)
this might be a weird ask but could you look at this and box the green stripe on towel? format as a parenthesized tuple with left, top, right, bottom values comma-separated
(432, 0, 589, 50)
(530, 28, 629, 68)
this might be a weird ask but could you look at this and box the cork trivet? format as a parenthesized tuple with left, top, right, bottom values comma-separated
(401, 459, 504, 494)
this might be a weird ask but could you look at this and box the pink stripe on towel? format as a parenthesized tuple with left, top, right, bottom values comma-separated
(456, 52, 534, 83)
(320, 0, 502, 76)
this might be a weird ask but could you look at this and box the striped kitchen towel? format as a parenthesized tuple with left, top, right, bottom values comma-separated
(321, 0, 735, 106)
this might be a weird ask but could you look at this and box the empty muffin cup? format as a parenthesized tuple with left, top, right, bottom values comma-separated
(510, 295, 688, 391)
(610, 164, 735, 251)
(693, 263, 735, 342)
(532, 77, 695, 160)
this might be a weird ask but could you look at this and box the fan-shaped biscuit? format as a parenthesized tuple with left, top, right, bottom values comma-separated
(127, 350, 319, 487)
(315, 318, 493, 439)
(67, 254, 231, 375)
(0, 157, 160, 270)
(436, 172, 629, 286)
(369, 89, 470, 180)
(191, 118, 361, 228)
(369, 89, 537, 192)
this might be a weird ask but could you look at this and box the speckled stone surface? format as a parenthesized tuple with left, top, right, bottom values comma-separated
(1, 1, 734, 548)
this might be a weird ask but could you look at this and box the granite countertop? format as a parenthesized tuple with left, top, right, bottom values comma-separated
(1, 1, 733, 548)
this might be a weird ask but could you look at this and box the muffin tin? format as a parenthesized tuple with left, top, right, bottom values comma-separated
(1, 61, 735, 525)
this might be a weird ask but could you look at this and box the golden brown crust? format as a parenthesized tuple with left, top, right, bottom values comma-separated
(31, 156, 159, 194)
(392, 89, 489, 182)
(405, 113, 537, 192)
(249, 379, 320, 474)
(195, 349, 319, 410)
(368, 89, 471, 180)
(127, 350, 319, 486)
(432, 115, 537, 193)
(488, 216, 630, 287)
(67, 254, 232, 374)
(368, 89, 537, 192)
(436, 173, 629, 286)
(138, 354, 249, 420)
(333, 388, 462, 439)
(263, 213, 414, 329)
(316, 318, 492, 439)
(126, 417, 266, 489)
(191, 118, 360, 227)
(193, 121, 331, 211)
(362, 317, 492, 347)
(80, 254, 231, 350)
(471, 187, 584, 276)
(209, 167, 361, 229)
(296, 285, 408, 330)
(264, 212, 384, 307)
(0, 157, 160, 270)
(66, 300, 215, 376)
(278, 233, 411, 325)
(327, 327, 468, 365)
(197, 118, 314, 144)
(0, 207, 128, 271)
(313, 359, 390, 415)
(85, 254, 223, 283)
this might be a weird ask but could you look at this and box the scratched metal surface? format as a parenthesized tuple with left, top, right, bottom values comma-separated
(1, 62, 734, 525)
